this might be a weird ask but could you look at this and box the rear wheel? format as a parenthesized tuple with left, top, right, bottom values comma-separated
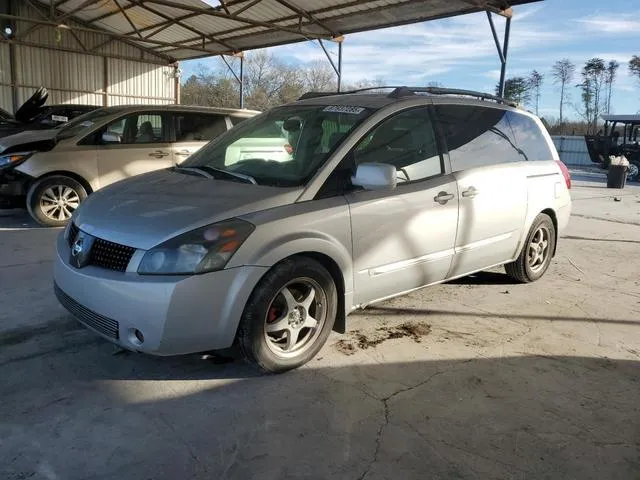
(237, 257, 337, 373)
(627, 162, 639, 182)
(505, 214, 556, 283)
(27, 175, 87, 227)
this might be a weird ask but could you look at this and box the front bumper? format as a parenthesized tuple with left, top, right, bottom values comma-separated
(53, 232, 268, 355)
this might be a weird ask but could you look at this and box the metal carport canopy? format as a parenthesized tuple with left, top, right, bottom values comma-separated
(11, 0, 540, 62)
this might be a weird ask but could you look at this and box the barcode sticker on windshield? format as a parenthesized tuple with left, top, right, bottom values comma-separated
(51, 115, 68, 122)
(323, 105, 365, 115)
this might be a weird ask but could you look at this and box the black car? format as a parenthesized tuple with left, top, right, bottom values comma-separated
(585, 114, 640, 182)
(0, 87, 98, 139)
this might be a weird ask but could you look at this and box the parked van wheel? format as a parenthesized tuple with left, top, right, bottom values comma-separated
(27, 175, 87, 227)
(505, 213, 556, 283)
(238, 257, 337, 373)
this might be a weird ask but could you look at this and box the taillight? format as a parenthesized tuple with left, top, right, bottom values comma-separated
(556, 160, 571, 189)
(284, 143, 294, 155)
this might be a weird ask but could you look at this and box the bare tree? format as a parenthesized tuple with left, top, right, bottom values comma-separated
(551, 59, 575, 133)
(528, 70, 544, 116)
(302, 60, 336, 92)
(605, 60, 620, 114)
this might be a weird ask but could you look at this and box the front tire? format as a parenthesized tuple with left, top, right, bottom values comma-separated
(238, 257, 337, 373)
(26, 175, 87, 227)
(505, 213, 556, 283)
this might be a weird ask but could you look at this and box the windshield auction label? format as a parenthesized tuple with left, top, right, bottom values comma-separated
(323, 105, 365, 115)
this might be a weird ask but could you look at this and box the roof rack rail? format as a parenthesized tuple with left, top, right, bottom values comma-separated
(388, 86, 517, 107)
(297, 86, 404, 101)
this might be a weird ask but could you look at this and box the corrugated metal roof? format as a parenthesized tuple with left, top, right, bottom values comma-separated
(22, 0, 542, 62)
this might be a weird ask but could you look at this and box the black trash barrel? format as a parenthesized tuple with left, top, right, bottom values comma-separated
(607, 165, 627, 189)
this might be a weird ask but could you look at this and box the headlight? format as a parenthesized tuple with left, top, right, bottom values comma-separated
(0, 151, 35, 170)
(138, 219, 254, 275)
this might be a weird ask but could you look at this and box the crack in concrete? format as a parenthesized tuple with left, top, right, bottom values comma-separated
(357, 370, 447, 480)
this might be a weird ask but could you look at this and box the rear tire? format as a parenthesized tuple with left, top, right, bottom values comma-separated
(27, 175, 87, 227)
(627, 162, 639, 182)
(505, 213, 556, 283)
(237, 257, 337, 373)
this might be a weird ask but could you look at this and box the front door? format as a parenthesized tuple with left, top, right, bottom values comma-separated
(434, 105, 528, 278)
(96, 112, 173, 188)
(345, 107, 459, 306)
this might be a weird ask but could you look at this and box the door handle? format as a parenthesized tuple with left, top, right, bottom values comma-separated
(149, 150, 170, 158)
(175, 150, 192, 157)
(434, 191, 455, 205)
(462, 186, 479, 198)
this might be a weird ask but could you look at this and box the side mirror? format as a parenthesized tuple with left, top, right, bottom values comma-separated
(351, 163, 397, 191)
(101, 132, 121, 144)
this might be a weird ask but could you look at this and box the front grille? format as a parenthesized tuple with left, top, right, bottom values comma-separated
(54, 283, 119, 340)
(89, 237, 136, 272)
(67, 222, 79, 246)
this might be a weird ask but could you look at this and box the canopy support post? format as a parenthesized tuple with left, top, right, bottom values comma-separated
(486, 10, 512, 98)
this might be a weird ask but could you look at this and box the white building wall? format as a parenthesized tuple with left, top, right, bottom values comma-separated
(0, 2, 176, 113)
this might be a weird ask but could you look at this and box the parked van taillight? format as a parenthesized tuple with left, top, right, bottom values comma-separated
(556, 160, 571, 189)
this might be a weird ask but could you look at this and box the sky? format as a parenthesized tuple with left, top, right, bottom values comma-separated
(183, 0, 640, 120)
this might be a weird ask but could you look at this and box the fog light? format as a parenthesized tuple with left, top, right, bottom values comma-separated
(134, 329, 144, 343)
(129, 328, 145, 345)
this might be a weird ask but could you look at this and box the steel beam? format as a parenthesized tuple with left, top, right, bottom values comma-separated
(0, 13, 223, 58)
(142, 0, 333, 40)
(486, 11, 512, 98)
(221, 53, 245, 108)
(17, 0, 175, 62)
(128, 0, 236, 51)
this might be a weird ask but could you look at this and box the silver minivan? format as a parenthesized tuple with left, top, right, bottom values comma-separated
(54, 88, 572, 372)
(0, 105, 259, 226)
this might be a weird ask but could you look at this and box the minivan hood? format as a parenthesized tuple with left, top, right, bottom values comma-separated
(74, 169, 302, 250)
(0, 129, 58, 154)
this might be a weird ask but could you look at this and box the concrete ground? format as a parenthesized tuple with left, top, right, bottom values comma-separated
(1, 169, 639, 480)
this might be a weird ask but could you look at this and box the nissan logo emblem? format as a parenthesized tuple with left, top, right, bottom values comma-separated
(71, 238, 84, 257)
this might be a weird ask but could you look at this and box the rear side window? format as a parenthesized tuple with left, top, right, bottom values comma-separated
(174, 113, 227, 142)
(435, 105, 526, 171)
(507, 111, 553, 161)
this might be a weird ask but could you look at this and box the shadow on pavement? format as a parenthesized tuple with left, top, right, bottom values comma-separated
(448, 271, 517, 285)
(0, 208, 48, 230)
(1, 346, 638, 480)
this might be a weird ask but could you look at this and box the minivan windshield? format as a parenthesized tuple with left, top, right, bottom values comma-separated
(56, 108, 115, 139)
(182, 105, 373, 187)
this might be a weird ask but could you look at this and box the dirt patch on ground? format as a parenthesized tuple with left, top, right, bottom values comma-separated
(334, 321, 432, 355)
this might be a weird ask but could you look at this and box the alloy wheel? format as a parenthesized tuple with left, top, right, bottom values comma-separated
(40, 185, 80, 221)
(264, 278, 327, 358)
(527, 225, 551, 273)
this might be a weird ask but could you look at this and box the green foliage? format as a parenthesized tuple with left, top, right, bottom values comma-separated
(496, 77, 531, 105)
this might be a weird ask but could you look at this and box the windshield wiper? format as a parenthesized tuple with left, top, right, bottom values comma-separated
(198, 165, 257, 185)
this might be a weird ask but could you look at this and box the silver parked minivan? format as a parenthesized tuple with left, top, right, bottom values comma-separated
(0, 105, 259, 226)
(54, 87, 572, 372)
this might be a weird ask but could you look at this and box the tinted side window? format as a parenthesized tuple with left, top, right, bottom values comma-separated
(352, 107, 443, 184)
(92, 113, 165, 145)
(174, 112, 227, 142)
(435, 105, 525, 171)
(507, 111, 553, 161)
